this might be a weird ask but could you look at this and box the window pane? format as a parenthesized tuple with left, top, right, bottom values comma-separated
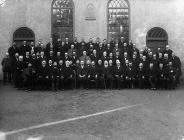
(108, 0, 129, 42)
(52, 0, 73, 42)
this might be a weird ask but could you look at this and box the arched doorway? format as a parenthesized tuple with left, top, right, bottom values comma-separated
(13, 27, 35, 48)
(146, 27, 168, 53)
(51, 0, 74, 43)
(107, 0, 130, 42)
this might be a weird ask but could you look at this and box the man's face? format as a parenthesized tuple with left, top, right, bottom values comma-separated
(109, 53, 113, 57)
(49, 60, 52, 65)
(59, 60, 63, 65)
(159, 64, 163, 69)
(31, 42, 34, 46)
(71, 45, 74, 49)
(26, 52, 29, 56)
(172, 52, 175, 57)
(150, 63, 153, 68)
(104, 63, 108, 68)
(98, 60, 102, 65)
(42, 61, 46, 66)
(139, 65, 143, 69)
(91, 62, 95, 66)
(103, 52, 107, 57)
(83, 51, 86, 56)
(93, 50, 96, 54)
(57, 52, 61, 56)
(23, 41, 26, 45)
(87, 60, 90, 65)
(81, 61, 84, 66)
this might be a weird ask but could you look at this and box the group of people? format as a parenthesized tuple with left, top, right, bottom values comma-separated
(1, 37, 182, 91)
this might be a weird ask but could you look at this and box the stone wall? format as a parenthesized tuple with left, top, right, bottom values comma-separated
(0, 0, 184, 79)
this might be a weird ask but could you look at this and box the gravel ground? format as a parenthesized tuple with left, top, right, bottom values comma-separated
(0, 83, 184, 140)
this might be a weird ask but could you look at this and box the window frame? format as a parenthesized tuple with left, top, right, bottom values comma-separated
(51, 0, 74, 40)
(107, 0, 130, 42)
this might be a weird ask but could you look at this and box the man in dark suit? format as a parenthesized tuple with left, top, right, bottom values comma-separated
(103, 61, 113, 89)
(86, 38, 94, 51)
(64, 61, 74, 89)
(163, 45, 173, 59)
(78, 38, 87, 57)
(72, 37, 80, 50)
(164, 61, 177, 89)
(1, 52, 12, 84)
(137, 63, 148, 89)
(113, 60, 124, 89)
(23, 63, 36, 91)
(20, 41, 31, 57)
(171, 52, 182, 85)
(51, 62, 60, 91)
(157, 63, 166, 89)
(96, 59, 105, 89)
(148, 63, 157, 90)
(94, 37, 100, 51)
(37, 60, 50, 90)
(125, 62, 137, 89)
(63, 38, 70, 53)
(77, 61, 87, 89)
(45, 38, 55, 57)
(8, 42, 19, 60)
(58, 60, 65, 90)
(15, 56, 26, 89)
(86, 61, 98, 89)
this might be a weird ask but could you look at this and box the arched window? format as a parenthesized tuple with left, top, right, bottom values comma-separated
(51, 0, 74, 43)
(107, 0, 130, 42)
(146, 27, 168, 53)
(13, 27, 35, 47)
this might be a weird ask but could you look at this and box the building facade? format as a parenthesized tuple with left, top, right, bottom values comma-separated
(0, 0, 184, 79)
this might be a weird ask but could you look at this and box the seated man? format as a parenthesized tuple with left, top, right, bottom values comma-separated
(77, 61, 87, 89)
(51, 62, 60, 91)
(58, 60, 65, 90)
(48, 59, 53, 90)
(96, 59, 105, 89)
(38, 60, 50, 90)
(157, 63, 167, 89)
(148, 63, 157, 90)
(125, 62, 137, 89)
(103, 61, 113, 89)
(86, 61, 98, 89)
(23, 63, 36, 91)
(64, 61, 74, 89)
(137, 63, 148, 89)
(113, 60, 124, 89)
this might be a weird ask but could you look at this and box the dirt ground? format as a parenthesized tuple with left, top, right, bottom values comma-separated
(0, 83, 184, 140)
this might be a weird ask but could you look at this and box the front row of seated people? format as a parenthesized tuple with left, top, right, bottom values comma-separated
(1, 38, 182, 91)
